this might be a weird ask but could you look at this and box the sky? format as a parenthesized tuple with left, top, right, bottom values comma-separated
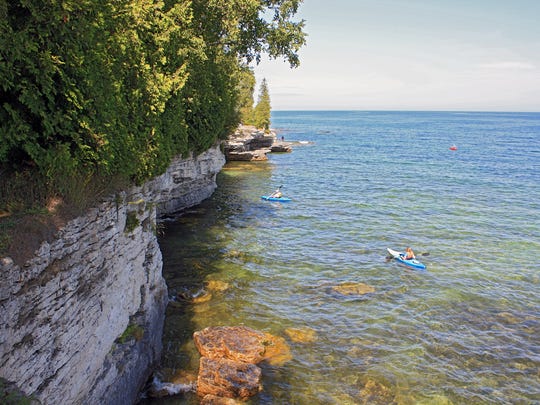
(252, 0, 540, 111)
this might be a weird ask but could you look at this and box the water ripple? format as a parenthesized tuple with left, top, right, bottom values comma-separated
(153, 112, 540, 405)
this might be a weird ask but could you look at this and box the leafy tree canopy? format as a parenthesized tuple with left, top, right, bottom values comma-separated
(0, 0, 305, 210)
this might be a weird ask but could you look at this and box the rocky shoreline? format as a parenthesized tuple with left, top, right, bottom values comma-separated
(222, 125, 292, 161)
(0, 145, 226, 405)
(0, 126, 299, 404)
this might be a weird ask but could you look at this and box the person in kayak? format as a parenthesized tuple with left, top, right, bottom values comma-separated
(269, 185, 283, 198)
(403, 247, 416, 260)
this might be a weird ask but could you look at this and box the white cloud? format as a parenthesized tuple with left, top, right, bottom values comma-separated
(478, 61, 536, 70)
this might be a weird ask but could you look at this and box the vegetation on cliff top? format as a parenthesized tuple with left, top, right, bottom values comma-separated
(0, 0, 305, 259)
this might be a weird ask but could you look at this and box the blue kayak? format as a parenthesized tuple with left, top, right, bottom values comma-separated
(261, 195, 292, 202)
(387, 248, 426, 270)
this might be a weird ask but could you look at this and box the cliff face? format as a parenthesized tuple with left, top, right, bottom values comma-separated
(0, 145, 225, 405)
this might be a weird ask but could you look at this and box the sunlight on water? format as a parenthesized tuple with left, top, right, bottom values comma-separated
(147, 112, 540, 404)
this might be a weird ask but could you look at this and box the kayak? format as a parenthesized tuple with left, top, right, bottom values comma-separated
(261, 195, 292, 202)
(387, 248, 426, 270)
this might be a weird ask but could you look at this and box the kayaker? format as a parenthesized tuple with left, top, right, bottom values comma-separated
(270, 185, 283, 198)
(403, 247, 416, 260)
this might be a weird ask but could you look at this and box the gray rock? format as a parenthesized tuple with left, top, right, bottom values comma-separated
(0, 144, 225, 405)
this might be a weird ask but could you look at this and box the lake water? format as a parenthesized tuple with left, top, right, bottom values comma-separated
(149, 111, 540, 404)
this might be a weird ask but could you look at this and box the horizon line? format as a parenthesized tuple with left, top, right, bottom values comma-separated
(271, 109, 540, 113)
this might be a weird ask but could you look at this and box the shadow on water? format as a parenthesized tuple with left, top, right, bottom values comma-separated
(139, 161, 296, 404)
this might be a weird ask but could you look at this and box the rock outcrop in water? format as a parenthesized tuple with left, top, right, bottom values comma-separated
(223, 125, 292, 161)
(193, 326, 291, 400)
(0, 145, 225, 404)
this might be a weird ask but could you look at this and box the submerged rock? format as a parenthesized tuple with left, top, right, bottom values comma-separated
(205, 279, 231, 292)
(261, 334, 293, 366)
(331, 282, 375, 296)
(175, 287, 213, 304)
(284, 327, 318, 343)
(196, 357, 262, 399)
(357, 379, 394, 405)
(191, 291, 213, 304)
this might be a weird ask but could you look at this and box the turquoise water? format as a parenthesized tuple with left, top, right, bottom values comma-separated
(151, 111, 540, 404)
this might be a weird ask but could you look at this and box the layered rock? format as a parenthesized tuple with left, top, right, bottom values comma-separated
(0, 144, 225, 404)
(193, 326, 291, 400)
(223, 125, 291, 161)
(197, 357, 261, 399)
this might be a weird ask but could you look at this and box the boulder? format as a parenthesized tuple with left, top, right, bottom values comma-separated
(193, 326, 291, 365)
(196, 357, 261, 399)
(193, 326, 291, 400)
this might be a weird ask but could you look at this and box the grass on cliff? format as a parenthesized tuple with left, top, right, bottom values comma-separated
(0, 168, 128, 265)
(0, 377, 35, 405)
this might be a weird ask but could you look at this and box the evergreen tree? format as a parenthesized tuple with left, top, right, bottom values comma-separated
(252, 78, 271, 130)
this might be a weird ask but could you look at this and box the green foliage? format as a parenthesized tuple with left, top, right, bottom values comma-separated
(252, 78, 272, 130)
(117, 323, 144, 344)
(0, 377, 34, 405)
(0, 218, 14, 256)
(0, 0, 305, 206)
(124, 211, 140, 234)
(0, 168, 49, 213)
(237, 66, 256, 124)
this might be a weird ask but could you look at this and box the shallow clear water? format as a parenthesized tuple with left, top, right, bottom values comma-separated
(149, 111, 540, 404)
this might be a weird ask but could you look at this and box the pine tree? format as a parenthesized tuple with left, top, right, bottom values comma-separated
(252, 78, 271, 130)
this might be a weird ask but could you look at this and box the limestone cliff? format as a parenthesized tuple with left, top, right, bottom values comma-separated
(0, 145, 225, 405)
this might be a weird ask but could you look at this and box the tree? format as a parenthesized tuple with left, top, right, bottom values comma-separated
(252, 78, 271, 130)
(237, 66, 256, 124)
(0, 0, 306, 210)
(190, 0, 306, 68)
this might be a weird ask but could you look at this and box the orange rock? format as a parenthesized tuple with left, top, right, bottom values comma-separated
(196, 357, 261, 399)
(193, 326, 291, 366)
(259, 333, 292, 366)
